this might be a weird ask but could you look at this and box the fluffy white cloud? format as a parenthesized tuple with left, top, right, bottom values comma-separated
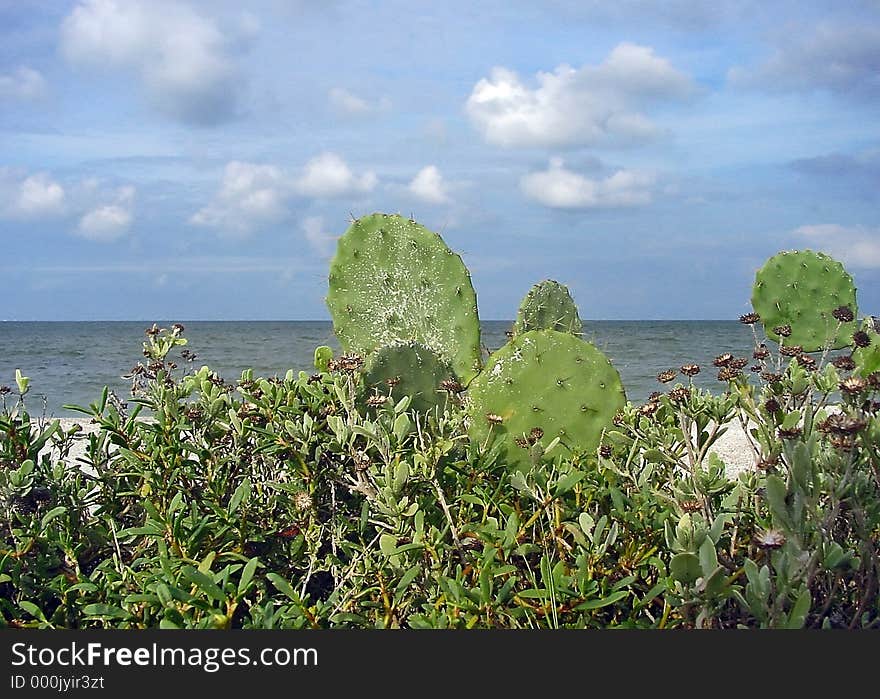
(408, 165, 450, 204)
(0, 66, 47, 101)
(293, 152, 377, 198)
(793, 224, 880, 269)
(76, 185, 135, 241)
(191, 161, 289, 234)
(466, 43, 693, 148)
(520, 158, 655, 208)
(302, 216, 338, 257)
(328, 87, 391, 115)
(61, 0, 250, 125)
(729, 24, 880, 101)
(0, 171, 66, 218)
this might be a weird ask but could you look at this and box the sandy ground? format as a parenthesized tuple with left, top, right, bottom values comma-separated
(37, 415, 761, 478)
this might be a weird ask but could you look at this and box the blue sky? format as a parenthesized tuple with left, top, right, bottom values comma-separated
(1, 0, 879, 320)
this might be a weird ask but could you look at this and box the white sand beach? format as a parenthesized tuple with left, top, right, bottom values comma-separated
(38, 415, 761, 478)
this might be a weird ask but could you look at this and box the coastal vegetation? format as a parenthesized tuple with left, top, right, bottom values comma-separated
(1, 214, 878, 629)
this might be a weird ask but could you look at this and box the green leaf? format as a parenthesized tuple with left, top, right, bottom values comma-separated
(266, 573, 299, 602)
(238, 557, 259, 596)
(181, 566, 226, 603)
(554, 470, 585, 496)
(40, 506, 66, 529)
(314, 346, 333, 372)
(670, 552, 702, 585)
(82, 604, 130, 619)
(379, 534, 398, 557)
(228, 478, 251, 514)
(785, 588, 812, 629)
(764, 474, 791, 529)
(578, 512, 594, 537)
(19, 601, 46, 622)
(574, 590, 629, 610)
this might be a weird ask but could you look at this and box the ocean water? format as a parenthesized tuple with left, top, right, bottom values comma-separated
(1, 321, 756, 416)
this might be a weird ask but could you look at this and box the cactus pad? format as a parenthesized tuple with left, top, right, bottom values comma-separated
(327, 213, 482, 381)
(513, 280, 583, 336)
(360, 342, 454, 413)
(751, 250, 858, 352)
(467, 329, 625, 469)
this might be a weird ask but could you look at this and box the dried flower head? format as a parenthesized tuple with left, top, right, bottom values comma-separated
(779, 345, 803, 357)
(773, 324, 792, 338)
(840, 376, 867, 395)
(385, 376, 401, 388)
(832, 355, 856, 371)
(778, 425, 802, 439)
(637, 401, 660, 417)
(486, 413, 504, 425)
(613, 411, 626, 426)
(817, 413, 867, 436)
(598, 444, 613, 459)
(0, 386, 10, 396)
(439, 378, 464, 394)
(829, 435, 856, 451)
(145, 323, 160, 336)
(756, 455, 779, 471)
(729, 357, 749, 370)
(366, 394, 387, 408)
(293, 491, 313, 512)
(717, 367, 741, 381)
(764, 398, 781, 413)
(832, 306, 854, 323)
(753, 345, 771, 360)
(739, 312, 760, 324)
(680, 363, 701, 377)
(868, 372, 880, 389)
(668, 386, 690, 403)
(761, 371, 783, 384)
(797, 354, 816, 370)
(755, 529, 786, 549)
(529, 427, 544, 442)
(853, 330, 871, 348)
(352, 451, 371, 471)
(657, 369, 677, 384)
(514, 437, 531, 449)
(171, 323, 185, 335)
(680, 499, 702, 513)
(713, 353, 734, 368)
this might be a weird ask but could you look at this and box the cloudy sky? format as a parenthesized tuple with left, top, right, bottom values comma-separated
(2, 0, 879, 320)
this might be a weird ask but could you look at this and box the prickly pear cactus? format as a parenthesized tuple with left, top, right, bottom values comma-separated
(360, 342, 454, 413)
(467, 329, 625, 470)
(513, 280, 583, 336)
(327, 213, 482, 382)
(751, 250, 858, 352)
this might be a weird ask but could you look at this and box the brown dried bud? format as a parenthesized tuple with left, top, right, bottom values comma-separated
(773, 324, 792, 338)
(832, 355, 856, 371)
(832, 306, 854, 323)
(598, 444, 613, 459)
(764, 398, 781, 413)
(853, 330, 871, 348)
(657, 369, 677, 384)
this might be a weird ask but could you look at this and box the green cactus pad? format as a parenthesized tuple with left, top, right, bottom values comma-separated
(751, 250, 858, 352)
(467, 329, 625, 470)
(360, 342, 454, 414)
(513, 280, 583, 336)
(327, 213, 482, 381)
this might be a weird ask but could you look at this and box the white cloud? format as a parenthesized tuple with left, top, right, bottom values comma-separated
(408, 165, 451, 204)
(76, 185, 135, 241)
(302, 216, 338, 257)
(191, 161, 289, 235)
(328, 87, 391, 115)
(729, 24, 880, 101)
(520, 158, 656, 209)
(0, 171, 66, 219)
(0, 66, 47, 101)
(293, 152, 377, 198)
(793, 224, 880, 269)
(466, 43, 693, 148)
(61, 0, 250, 125)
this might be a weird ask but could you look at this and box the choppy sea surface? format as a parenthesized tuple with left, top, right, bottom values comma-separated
(1, 321, 757, 416)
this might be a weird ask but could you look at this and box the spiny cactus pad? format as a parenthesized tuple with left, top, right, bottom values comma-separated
(327, 213, 482, 381)
(513, 280, 583, 336)
(467, 329, 625, 470)
(751, 250, 858, 352)
(360, 342, 454, 414)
